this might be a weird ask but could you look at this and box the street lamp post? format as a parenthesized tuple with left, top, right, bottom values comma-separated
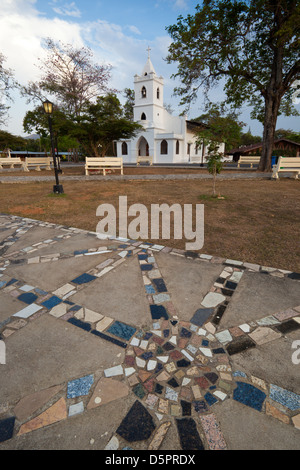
(43, 99, 64, 194)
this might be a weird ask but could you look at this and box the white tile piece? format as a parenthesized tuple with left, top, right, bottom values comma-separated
(213, 391, 227, 401)
(199, 347, 213, 357)
(125, 367, 136, 377)
(147, 360, 157, 371)
(13, 304, 43, 319)
(201, 292, 226, 308)
(157, 356, 169, 363)
(104, 365, 123, 377)
(215, 330, 233, 344)
(19, 284, 35, 292)
(130, 337, 140, 347)
(239, 323, 251, 333)
(181, 350, 194, 362)
(68, 401, 84, 416)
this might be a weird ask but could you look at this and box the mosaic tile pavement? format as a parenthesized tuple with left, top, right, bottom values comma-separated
(0, 214, 300, 450)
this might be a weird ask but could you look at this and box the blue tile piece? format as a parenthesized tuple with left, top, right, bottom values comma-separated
(71, 273, 96, 285)
(34, 287, 48, 296)
(233, 382, 266, 411)
(202, 340, 209, 346)
(140, 264, 153, 271)
(0, 416, 15, 443)
(91, 329, 127, 348)
(190, 308, 214, 327)
(17, 292, 38, 304)
(68, 305, 82, 312)
(233, 371, 247, 378)
(269, 384, 300, 411)
(74, 249, 88, 255)
(0, 281, 6, 288)
(41, 296, 62, 310)
(67, 374, 94, 398)
(150, 304, 169, 320)
(145, 285, 155, 294)
(180, 327, 192, 338)
(204, 392, 218, 406)
(138, 254, 148, 260)
(107, 321, 136, 341)
(5, 278, 18, 287)
(68, 317, 91, 332)
(152, 278, 167, 293)
(141, 351, 153, 360)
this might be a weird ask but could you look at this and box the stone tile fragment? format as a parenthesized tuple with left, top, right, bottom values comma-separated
(249, 327, 281, 345)
(199, 413, 227, 450)
(18, 398, 67, 435)
(87, 377, 129, 409)
(269, 384, 300, 411)
(176, 418, 204, 450)
(67, 374, 94, 398)
(116, 400, 155, 442)
(0, 417, 15, 443)
(14, 384, 64, 421)
(265, 402, 289, 425)
(148, 421, 171, 450)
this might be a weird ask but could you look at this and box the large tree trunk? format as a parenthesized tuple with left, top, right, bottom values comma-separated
(259, 94, 280, 172)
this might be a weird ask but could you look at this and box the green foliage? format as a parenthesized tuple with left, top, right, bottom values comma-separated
(70, 93, 143, 157)
(166, 0, 300, 170)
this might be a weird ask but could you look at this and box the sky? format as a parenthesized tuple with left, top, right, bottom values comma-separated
(0, 0, 299, 138)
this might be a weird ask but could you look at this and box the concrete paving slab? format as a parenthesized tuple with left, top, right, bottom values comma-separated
(5, 253, 115, 292)
(155, 252, 223, 322)
(213, 398, 300, 450)
(2, 314, 125, 404)
(221, 271, 300, 329)
(70, 256, 150, 328)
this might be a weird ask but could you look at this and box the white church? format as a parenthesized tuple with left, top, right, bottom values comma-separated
(116, 51, 225, 164)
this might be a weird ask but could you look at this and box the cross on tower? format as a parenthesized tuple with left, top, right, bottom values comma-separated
(147, 46, 151, 59)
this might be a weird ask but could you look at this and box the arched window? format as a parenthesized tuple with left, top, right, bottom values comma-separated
(121, 142, 128, 155)
(176, 140, 180, 155)
(141, 86, 147, 98)
(157, 87, 160, 99)
(161, 140, 168, 155)
(141, 112, 146, 120)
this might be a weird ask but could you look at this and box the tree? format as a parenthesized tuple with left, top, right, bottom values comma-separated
(123, 88, 135, 120)
(70, 93, 143, 157)
(0, 53, 16, 126)
(196, 104, 244, 195)
(166, 0, 300, 171)
(22, 38, 112, 118)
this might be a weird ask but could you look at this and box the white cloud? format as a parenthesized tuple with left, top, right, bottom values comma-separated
(52, 2, 82, 18)
(127, 25, 142, 35)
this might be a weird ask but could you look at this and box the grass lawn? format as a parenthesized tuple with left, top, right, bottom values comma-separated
(0, 173, 299, 272)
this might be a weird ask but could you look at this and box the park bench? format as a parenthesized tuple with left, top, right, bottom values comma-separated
(272, 156, 300, 179)
(0, 157, 26, 170)
(85, 157, 123, 176)
(137, 155, 153, 165)
(237, 156, 261, 168)
(24, 156, 57, 171)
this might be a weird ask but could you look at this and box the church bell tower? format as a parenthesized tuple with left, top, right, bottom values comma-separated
(133, 47, 164, 130)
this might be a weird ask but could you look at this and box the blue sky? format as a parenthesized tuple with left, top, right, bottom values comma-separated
(0, 0, 299, 137)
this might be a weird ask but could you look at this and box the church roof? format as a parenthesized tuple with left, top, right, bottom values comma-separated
(141, 56, 156, 76)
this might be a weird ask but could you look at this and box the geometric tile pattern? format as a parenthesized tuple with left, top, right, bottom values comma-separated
(0, 214, 300, 450)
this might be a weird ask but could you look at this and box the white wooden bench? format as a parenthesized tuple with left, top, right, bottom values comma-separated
(24, 157, 57, 171)
(0, 157, 26, 170)
(237, 156, 261, 168)
(272, 156, 300, 179)
(85, 157, 123, 176)
(137, 155, 153, 166)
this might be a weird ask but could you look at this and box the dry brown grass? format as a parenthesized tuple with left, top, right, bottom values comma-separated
(0, 174, 299, 272)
